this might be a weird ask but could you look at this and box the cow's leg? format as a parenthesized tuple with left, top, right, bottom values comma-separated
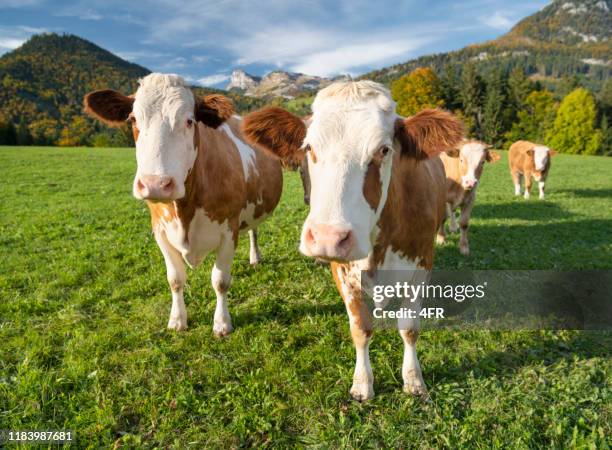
(334, 264, 374, 401)
(248, 228, 262, 265)
(436, 203, 449, 244)
(538, 181, 546, 200)
(448, 203, 459, 233)
(400, 329, 427, 397)
(459, 200, 474, 256)
(512, 171, 522, 196)
(524, 172, 532, 199)
(155, 232, 188, 331)
(211, 233, 236, 337)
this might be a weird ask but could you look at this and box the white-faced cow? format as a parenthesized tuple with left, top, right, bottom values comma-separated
(243, 80, 463, 400)
(437, 140, 500, 255)
(84, 73, 282, 335)
(509, 140, 557, 200)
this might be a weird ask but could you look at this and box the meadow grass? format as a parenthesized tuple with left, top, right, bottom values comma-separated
(0, 146, 610, 448)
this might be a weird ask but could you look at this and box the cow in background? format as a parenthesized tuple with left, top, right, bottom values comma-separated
(509, 140, 557, 200)
(242, 80, 463, 400)
(437, 140, 500, 255)
(84, 73, 282, 335)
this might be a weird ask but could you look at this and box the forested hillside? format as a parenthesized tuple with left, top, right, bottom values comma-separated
(0, 34, 265, 147)
(365, 0, 611, 93)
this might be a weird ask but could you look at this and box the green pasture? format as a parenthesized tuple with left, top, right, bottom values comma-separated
(0, 146, 610, 448)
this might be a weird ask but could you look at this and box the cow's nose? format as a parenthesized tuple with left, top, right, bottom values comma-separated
(303, 224, 355, 261)
(136, 175, 176, 201)
(463, 179, 477, 190)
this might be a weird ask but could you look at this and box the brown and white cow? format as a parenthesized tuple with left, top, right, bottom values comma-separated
(84, 73, 282, 335)
(509, 140, 557, 200)
(243, 80, 463, 400)
(437, 140, 500, 255)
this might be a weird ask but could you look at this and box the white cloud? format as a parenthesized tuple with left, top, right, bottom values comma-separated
(55, 8, 104, 20)
(226, 25, 432, 77)
(0, 37, 25, 50)
(195, 73, 230, 86)
(481, 11, 514, 29)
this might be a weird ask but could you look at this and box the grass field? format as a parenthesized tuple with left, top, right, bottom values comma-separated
(0, 146, 610, 448)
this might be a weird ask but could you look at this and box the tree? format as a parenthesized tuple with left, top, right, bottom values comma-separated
(507, 66, 533, 122)
(29, 118, 61, 145)
(0, 119, 17, 145)
(505, 90, 557, 144)
(440, 64, 461, 111)
(16, 119, 33, 145)
(390, 67, 444, 117)
(58, 116, 95, 147)
(459, 63, 485, 139)
(482, 68, 507, 146)
(547, 88, 602, 155)
(600, 115, 612, 156)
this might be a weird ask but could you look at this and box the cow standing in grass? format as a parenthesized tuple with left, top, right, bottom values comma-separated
(243, 80, 462, 400)
(84, 73, 282, 335)
(509, 140, 557, 200)
(437, 140, 500, 255)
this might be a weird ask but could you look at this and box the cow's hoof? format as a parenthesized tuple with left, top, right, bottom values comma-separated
(403, 382, 429, 401)
(249, 253, 262, 266)
(167, 317, 188, 331)
(459, 246, 470, 256)
(213, 321, 233, 338)
(350, 382, 374, 402)
(449, 225, 459, 233)
(435, 235, 446, 245)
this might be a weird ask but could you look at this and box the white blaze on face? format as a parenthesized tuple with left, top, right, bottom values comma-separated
(299, 81, 396, 259)
(132, 73, 197, 199)
(533, 145, 550, 171)
(460, 142, 487, 190)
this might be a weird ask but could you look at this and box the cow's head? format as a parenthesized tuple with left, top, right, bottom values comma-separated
(451, 141, 500, 190)
(243, 80, 462, 262)
(84, 73, 234, 202)
(526, 145, 557, 177)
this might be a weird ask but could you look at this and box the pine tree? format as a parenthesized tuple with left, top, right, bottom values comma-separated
(547, 88, 602, 155)
(440, 64, 461, 111)
(459, 63, 485, 139)
(507, 66, 533, 121)
(482, 68, 507, 146)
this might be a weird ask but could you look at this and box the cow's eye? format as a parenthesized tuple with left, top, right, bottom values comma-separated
(379, 146, 390, 157)
(126, 115, 136, 124)
(186, 118, 194, 128)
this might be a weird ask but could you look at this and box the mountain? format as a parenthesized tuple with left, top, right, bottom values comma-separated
(227, 69, 261, 91)
(365, 0, 611, 92)
(0, 33, 150, 144)
(226, 69, 345, 98)
(0, 33, 264, 145)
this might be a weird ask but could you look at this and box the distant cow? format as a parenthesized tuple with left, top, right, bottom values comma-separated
(243, 81, 463, 400)
(509, 140, 557, 199)
(84, 73, 282, 335)
(437, 140, 500, 255)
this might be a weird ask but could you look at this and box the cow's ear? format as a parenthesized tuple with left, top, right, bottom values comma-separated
(395, 109, 464, 160)
(242, 106, 307, 166)
(549, 149, 558, 156)
(84, 90, 134, 126)
(486, 150, 501, 163)
(195, 94, 234, 129)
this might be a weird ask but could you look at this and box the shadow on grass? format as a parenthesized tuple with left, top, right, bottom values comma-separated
(474, 200, 572, 221)
(427, 331, 611, 386)
(557, 188, 612, 198)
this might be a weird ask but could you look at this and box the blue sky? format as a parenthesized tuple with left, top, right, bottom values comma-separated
(0, 0, 549, 88)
